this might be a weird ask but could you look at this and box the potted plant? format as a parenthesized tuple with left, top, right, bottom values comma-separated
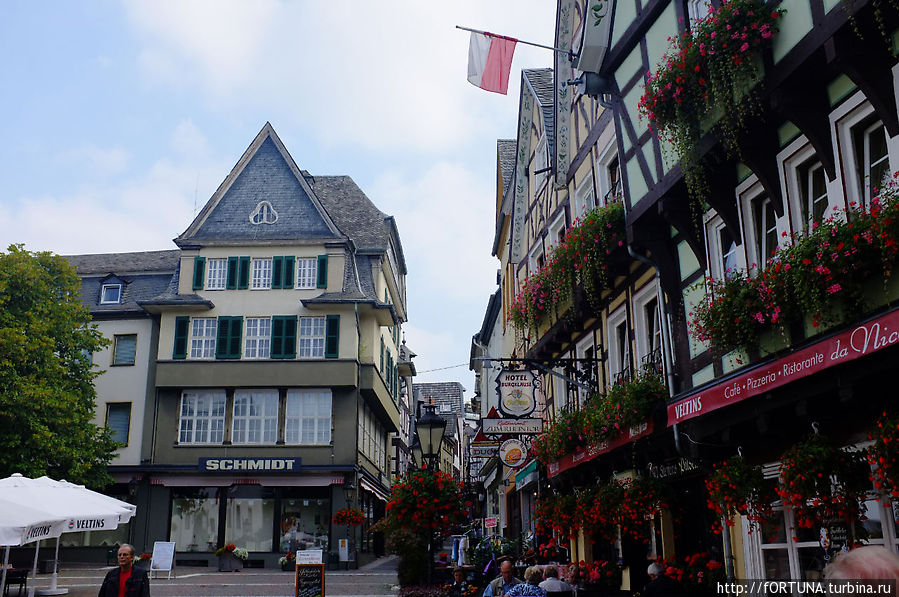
(133, 553, 152, 571)
(214, 544, 247, 572)
(705, 455, 774, 534)
(575, 559, 623, 596)
(278, 551, 296, 572)
(332, 506, 366, 526)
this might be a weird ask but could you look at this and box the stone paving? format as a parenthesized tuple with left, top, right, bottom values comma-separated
(12, 556, 399, 597)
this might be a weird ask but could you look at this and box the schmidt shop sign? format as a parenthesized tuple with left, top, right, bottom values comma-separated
(199, 458, 301, 472)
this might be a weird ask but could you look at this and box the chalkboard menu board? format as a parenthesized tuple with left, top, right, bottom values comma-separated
(294, 563, 325, 597)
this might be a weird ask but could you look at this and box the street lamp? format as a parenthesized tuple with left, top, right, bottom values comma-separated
(416, 403, 447, 471)
(411, 437, 423, 469)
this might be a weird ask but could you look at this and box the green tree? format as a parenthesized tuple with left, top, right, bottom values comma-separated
(0, 244, 117, 488)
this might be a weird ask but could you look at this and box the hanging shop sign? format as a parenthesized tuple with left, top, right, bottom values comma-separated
(482, 418, 543, 435)
(648, 457, 701, 480)
(485, 517, 498, 528)
(199, 458, 300, 472)
(546, 420, 653, 479)
(496, 369, 537, 417)
(498, 438, 528, 468)
(471, 429, 500, 458)
(668, 307, 899, 426)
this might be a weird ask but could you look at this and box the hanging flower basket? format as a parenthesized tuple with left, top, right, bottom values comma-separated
(639, 0, 785, 200)
(333, 506, 366, 526)
(386, 469, 467, 536)
(868, 411, 899, 501)
(705, 455, 774, 534)
(777, 433, 870, 533)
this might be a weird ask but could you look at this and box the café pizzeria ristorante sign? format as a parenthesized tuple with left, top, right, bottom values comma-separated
(668, 307, 899, 425)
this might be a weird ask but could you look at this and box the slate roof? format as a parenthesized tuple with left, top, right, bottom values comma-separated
(523, 68, 555, 170)
(176, 124, 343, 246)
(64, 250, 181, 315)
(497, 139, 516, 197)
(413, 382, 466, 418)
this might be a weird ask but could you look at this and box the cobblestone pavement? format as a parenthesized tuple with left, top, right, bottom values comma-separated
(13, 556, 398, 597)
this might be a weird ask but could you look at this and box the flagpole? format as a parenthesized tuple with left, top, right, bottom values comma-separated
(456, 25, 575, 59)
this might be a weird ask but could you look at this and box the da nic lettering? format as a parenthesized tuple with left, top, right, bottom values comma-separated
(674, 396, 702, 420)
(848, 321, 899, 356)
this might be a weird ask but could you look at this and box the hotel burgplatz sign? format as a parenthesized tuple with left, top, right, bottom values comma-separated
(482, 418, 543, 435)
(496, 369, 536, 417)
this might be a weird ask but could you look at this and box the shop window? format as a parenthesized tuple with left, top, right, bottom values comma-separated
(106, 403, 131, 445)
(280, 497, 330, 552)
(285, 389, 332, 445)
(232, 389, 278, 444)
(251, 258, 272, 290)
(296, 257, 317, 289)
(573, 174, 596, 219)
(607, 306, 631, 385)
(189, 318, 216, 359)
(224, 485, 275, 552)
(178, 390, 226, 444)
(298, 316, 326, 358)
(100, 284, 122, 305)
(206, 258, 227, 290)
(170, 487, 220, 552)
(112, 334, 137, 366)
(244, 317, 271, 359)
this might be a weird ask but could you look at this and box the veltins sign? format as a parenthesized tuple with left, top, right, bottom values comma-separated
(199, 458, 300, 472)
(496, 369, 536, 417)
(498, 438, 528, 468)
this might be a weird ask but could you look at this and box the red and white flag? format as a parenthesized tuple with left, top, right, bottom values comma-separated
(467, 32, 517, 95)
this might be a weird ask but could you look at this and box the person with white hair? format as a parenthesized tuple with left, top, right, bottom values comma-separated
(643, 562, 683, 597)
(825, 546, 899, 580)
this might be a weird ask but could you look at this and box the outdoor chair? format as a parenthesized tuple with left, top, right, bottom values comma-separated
(3, 568, 27, 597)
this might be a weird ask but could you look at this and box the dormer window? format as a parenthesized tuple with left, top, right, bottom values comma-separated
(249, 201, 278, 225)
(100, 284, 122, 304)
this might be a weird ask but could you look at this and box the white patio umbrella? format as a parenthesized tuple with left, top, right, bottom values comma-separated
(0, 499, 68, 597)
(0, 474, 136, 597)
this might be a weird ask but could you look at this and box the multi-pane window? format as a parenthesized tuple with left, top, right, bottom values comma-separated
(644, 298, 662, 358)
(206, 258, 227, 290)
(112, 334, 137, 366)
(719, 225, 738, 277)
(574, 175, 596, 219)
(576, 335, 596, 405)
(608, 307, 630, 384)
(604, 155, 621, 205)
(285, 389, 332, 445)
(296, 258, 317, 289)
(854, 119, 890, 205)
(232, 389, 278, 444)
(100, 284, 122, 304)
(687, 0, 712, 28)
(798, 159, 828, 228)
(178, 390, 226, 444)
(190, 318, 216, 359)
(106, 403, 131, 445)
(753, 194, 778, 265)
(298, 316, 326, 358)
(244, 317, 271, 359)
(252, 258, 272, 290)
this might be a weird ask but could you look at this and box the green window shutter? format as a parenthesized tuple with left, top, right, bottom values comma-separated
(272, 256, 284, 289)
(271, 316, 285, 358)
(238, 256, 250, 289)
(271, 315, 297, 359)
(173, 316, 189, 359)
(192, 257, 206, 290)
(317, 255, 328, 289)
(229, 316, 243, 358)
(325, 314, 340, 358)
(380, 337, 384, 371)
(283, 316, 297, 359)
(226, 257, 239, 290)
(283, 256, 295, 288)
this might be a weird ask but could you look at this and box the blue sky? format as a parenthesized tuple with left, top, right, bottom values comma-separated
(0, 1, 556, 393)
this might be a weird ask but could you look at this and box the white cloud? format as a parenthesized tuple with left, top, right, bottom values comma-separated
(170, 119, 209, 158)
(403, 322, 471, 391)
(57, 145, 131, 178)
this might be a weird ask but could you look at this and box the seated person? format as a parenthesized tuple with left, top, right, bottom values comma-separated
(483, 560, 523, 597)
(504, 566, 547, 596)
(538, 566, 573, 592)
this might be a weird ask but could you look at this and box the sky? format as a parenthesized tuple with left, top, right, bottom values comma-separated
(0, 1, 557, 396)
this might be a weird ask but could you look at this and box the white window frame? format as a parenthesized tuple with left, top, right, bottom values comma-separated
(573, 174, 597, 220)
(633, 281, 662, 373)
(298, 316, 326, 359)
(546, 211, 567, 252)
(687, 0, 712, 28)
(251, 258, 272, 290)
(535, 135, 548, 191)
(206, 258, 227, 290)
(528, 241, 545, 275)
(552, 366, 570, 411)
(285, 389, 332, 445)
(296, 257, 317, 289)
(231, 389, 279, 445)
(596, 140, 621, 207)
(100, 284, 122, 305)
(178, 390, 226, 444)
(607, 305, 630, 383)
(189, 318, 216, 359)
(244, 317, 271, 359)
(705, 212, 744, 280)
(575, 333, 596, 405)
(833, 94, 895, 209)
(737, 177, 783, 272)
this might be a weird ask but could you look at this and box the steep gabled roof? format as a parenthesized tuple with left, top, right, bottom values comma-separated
(497, 139, 517, 197)
(175, 123, 344, 247)
(524, 68, 555, 168)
